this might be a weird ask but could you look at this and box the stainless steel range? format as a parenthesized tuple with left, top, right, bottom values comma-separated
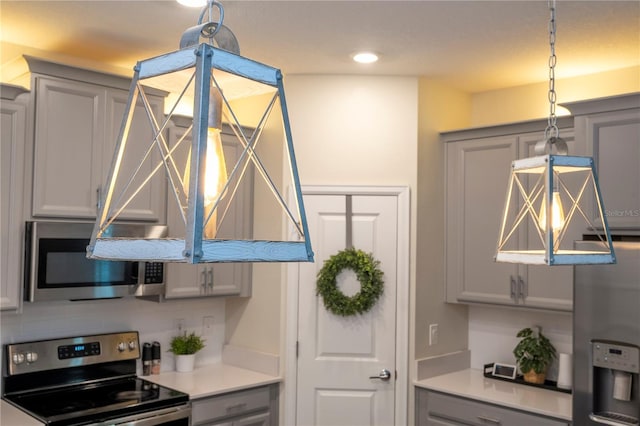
(2, 331, 190, 425)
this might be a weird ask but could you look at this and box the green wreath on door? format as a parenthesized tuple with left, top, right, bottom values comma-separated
(316, 248, 384, 316)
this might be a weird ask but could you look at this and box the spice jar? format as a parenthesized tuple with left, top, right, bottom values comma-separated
(151, 341, 161, 374)
(142, 343, 152, 376)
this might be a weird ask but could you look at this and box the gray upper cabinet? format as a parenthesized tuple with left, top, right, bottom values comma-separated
(164, 117, 253, 299)
(565, 93, 640, 229)
(28, 57, 167, 222)
(1, 85, 28, 311)
(444, 118, 577, 311)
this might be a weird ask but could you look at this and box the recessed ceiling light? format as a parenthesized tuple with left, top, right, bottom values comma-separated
(177, 0, 207, 7)
(352, 52, 379, 64)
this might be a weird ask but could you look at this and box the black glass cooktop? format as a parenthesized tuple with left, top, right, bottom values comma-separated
(4, 377, 188, 425)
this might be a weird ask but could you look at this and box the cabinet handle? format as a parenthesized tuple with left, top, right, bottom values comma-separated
(477, 415, 501, 424)
(225, 402, 247, 413)
(518, 276, 527, 300)
(96, 187, 102, 211)
(208, 268, 214, 290)
(510, 276, 517, 301)
(200, 270, 207, 293)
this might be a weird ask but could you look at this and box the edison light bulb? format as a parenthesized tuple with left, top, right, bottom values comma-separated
(538, 191, 565, 235)
(182, 89, 228, 238)
(204, 127, 227, 206)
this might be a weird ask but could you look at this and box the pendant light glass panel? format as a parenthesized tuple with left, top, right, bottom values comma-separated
(495, 154, 615, 265)
(88, 42, 313, 264)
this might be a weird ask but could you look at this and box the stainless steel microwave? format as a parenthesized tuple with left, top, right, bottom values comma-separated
(24, 221, 168, 302)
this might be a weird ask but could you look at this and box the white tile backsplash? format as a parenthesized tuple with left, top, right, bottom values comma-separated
(468, 305, 572, 381)
(1, 297, 226, 374)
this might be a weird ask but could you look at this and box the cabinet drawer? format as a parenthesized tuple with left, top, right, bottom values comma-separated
(192, 386, 271, 424)
(426, 391, 569, 426)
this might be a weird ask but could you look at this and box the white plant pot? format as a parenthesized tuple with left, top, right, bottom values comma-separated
(175, 354, 196, 372)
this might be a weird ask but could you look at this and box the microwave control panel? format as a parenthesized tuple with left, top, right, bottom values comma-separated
(142, 262, 164, 284)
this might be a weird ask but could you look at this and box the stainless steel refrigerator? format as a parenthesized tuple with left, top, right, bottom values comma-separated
(573, 236, 640, 425)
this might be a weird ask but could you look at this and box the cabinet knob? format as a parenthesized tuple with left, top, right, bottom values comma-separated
(25, 352, 38, 363)
(12, 353, 25, 365)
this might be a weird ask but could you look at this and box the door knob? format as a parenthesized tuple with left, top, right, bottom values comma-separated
(369, 369, 392, 381)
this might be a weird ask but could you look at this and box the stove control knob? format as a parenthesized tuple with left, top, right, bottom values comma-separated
(25, 352, 38, 363)
(128, 341, 137, 351)
(117, 342, 126, 352)
(12, 353, 25, 365)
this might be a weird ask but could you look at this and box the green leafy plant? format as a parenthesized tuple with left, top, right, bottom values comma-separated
(169, 332, 205, 355)
(513, 327, 557, 375)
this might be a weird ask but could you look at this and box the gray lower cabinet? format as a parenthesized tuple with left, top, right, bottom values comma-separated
(191, 384, 278, 426)
(416, 389, 569, 426)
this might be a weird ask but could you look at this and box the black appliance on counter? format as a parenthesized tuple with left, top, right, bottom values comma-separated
(2, 331, 190, 425)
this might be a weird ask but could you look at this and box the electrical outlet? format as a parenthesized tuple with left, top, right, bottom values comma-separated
(202, 316, 214, 334)
(429, 324, 438, 346)
(174, 318, 185, 334)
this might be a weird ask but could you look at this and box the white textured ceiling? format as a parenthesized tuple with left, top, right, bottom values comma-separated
(1, 0, 639, 93)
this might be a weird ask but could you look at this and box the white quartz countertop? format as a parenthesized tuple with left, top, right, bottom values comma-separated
(414, 368, 572, 421)
(1, 400, 44, 426)
(144, 362, 281, 400)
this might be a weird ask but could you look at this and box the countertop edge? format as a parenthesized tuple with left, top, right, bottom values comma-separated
(414, 368, 572, 421)
(144, 362, 282, 400)
(1, 399, 44, 426)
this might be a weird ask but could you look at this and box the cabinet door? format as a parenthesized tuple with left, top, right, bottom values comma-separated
(446, 136, 519, 305)
(425, 391, 570, 426)
(1, 94, 27, 310)
(104, 89, 166, 222)
(32, 76, 104, 218)
(232, 412, 271, 426)
(164, 125, 252, 299)
(584, 109, 640, 228)
(192, 385, 273, 426)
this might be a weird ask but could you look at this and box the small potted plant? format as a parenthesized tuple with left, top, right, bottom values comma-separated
(513, 327, 557, 384)
(169, 332, 205, 372)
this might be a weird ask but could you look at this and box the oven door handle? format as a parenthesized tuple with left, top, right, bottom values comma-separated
(93, 404, 191, 426)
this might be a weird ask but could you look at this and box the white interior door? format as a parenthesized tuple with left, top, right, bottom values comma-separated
(296, 193, 399, 426)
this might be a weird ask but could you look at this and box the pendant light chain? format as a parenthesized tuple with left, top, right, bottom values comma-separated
(546, 0, 559, 140)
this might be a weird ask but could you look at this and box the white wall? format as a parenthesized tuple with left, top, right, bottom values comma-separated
(468, 305, 572, 381)
(0, 297, 226, 376)
(286, 75, 419, 186)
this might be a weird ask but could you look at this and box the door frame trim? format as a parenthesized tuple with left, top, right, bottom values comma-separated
(284, 185, 410, 426)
